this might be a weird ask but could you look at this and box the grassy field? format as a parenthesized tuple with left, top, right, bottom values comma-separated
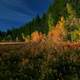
(0, 41, 80, 80)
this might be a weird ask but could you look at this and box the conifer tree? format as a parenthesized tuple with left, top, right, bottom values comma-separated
(48, 13, 53, 31)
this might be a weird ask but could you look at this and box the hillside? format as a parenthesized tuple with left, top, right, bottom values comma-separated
(0, 0, 80, 41)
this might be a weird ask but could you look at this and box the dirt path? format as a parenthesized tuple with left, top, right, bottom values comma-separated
(0, 42, 27, 45)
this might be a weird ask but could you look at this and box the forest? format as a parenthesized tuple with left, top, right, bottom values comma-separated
(0, 0, 80, 42)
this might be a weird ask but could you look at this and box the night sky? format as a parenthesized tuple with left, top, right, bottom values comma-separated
(0, 0, 52, 31)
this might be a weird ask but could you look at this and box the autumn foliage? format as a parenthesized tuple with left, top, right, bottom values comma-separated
(0, 17, 80, 80)
(26, 16, 66, 43)
(48, 16, 66, 42)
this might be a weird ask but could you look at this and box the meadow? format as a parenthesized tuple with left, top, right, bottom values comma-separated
(0, 39, 80, 80)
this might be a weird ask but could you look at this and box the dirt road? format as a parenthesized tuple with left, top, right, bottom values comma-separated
(0, 42, 27, 45)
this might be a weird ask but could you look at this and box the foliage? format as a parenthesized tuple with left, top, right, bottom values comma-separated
(66, 2, 76, 19)
(0, 38, 80, 80)
(48, 16, 66, 42)
(48, 13, 54, 31)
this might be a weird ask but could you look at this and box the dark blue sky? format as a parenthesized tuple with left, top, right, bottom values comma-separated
(0, 0, 52, 31)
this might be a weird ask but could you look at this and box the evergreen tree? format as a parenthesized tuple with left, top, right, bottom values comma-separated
(48, 13, 53, 31)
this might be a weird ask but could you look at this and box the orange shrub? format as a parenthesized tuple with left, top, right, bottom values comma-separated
(31, 31, 46, 42)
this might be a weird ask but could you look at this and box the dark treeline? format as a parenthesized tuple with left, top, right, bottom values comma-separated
(0, 13, 48, 41)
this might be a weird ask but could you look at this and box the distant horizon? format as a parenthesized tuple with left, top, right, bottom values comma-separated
(0, 0, 52, 31)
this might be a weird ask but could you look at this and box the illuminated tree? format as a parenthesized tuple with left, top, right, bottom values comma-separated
(66, 2, 76, 19)
(48, 16, 66, 42)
